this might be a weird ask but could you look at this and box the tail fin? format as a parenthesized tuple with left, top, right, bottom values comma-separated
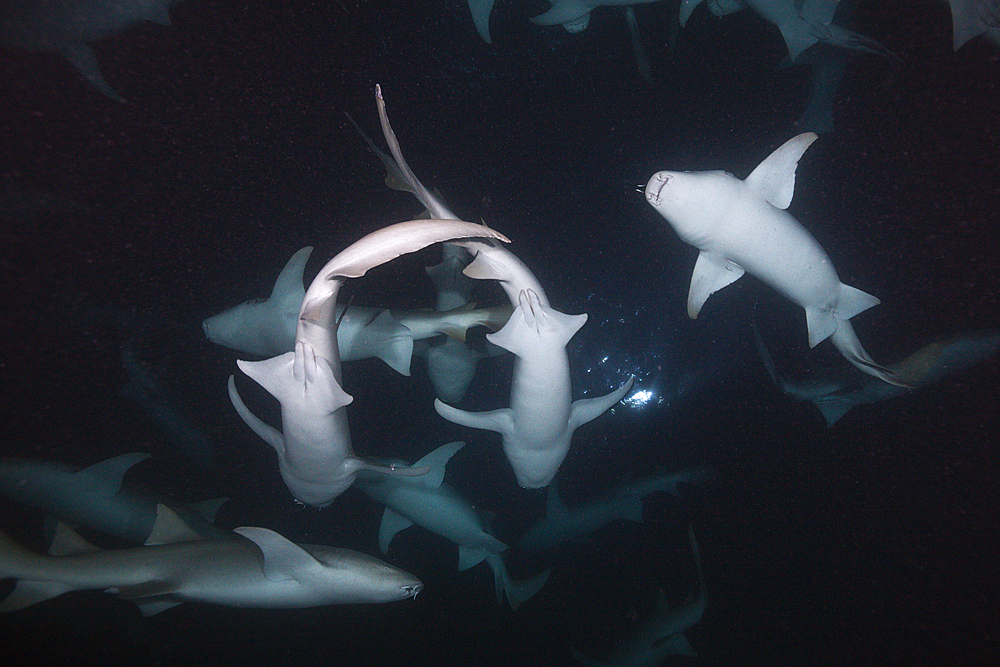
(485, 552, 551, 611)
(829, 321, 913, 388)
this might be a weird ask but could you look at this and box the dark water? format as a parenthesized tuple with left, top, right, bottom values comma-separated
(1, 1, 998, 665)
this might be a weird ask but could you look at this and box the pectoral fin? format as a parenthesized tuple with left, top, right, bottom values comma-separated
(687, 252, 745, 319)
(569, 376, 635, 430)
(378, 509, 414, 554)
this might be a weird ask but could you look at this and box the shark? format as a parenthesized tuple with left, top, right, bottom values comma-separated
(119, 344, 218, 470)
(518, 466, 715, 553)
(0, 504, 422, 613)
(369, 86, 634, 489)
(946, 0, 1000, 49)
(644, 132, 908, 388)
(229, 210, 510, 506)
(679, 0, 896, 61)
(355, 441, 551, 610)
(532, 1, 664, 35)
(202, 246, 413, 375)
(436, 289, 635, 488)
(0, 0, 180, 102)
(0, 454, 229, 546)
(571, 525, 707, 666)
(754, 319, 1000, 425)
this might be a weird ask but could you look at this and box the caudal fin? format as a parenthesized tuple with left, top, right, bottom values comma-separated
(829, 320, 913, 388)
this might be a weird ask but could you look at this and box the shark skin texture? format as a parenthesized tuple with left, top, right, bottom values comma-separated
(0, 0, 181, 102)
(0, 454, 230, 546)
(570, 525, 707, 666)
(644, 132, 909, 388)
(0, 503, 422, 613)
(355, 442, 551, 611)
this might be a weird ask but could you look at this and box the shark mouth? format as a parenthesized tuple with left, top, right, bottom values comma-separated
(645, 172, 671, 206)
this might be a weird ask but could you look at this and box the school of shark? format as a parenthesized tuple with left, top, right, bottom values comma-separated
(1, 1, 997, 666)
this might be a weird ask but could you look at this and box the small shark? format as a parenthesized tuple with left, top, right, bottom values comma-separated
(355, 442, 551, 610)
(0, 504, 422, 612)
(754, 320, 1000, 425)
(119, 343, 218, 470)
(0, 0, 180, 102)
(0, 454, 229, 545)
(519, 467, 715, 553)
(947, 0, 1000, 50)
(644, 133, 907, 387)
(571, 525, 707, 666)
(679, 0, 896, 60)
(532, 1, 664, 35)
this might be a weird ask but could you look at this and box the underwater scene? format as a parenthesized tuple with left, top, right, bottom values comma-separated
(1, 1, 998, 665)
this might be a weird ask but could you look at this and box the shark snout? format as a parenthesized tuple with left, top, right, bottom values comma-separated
(644, 172, 673, 206)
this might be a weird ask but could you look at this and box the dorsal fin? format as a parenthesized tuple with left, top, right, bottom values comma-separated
(76, 453, 150, 497)
(49, 521, 100, 556)
(235, 527, 323, 583)
(270, 246, 313, 300)
(146, 503, 204, 545)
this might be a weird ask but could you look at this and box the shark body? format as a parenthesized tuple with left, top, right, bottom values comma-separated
(645, 133, 906, 387)
(0, 506, 421, 612)
(0, 0, 179, 101)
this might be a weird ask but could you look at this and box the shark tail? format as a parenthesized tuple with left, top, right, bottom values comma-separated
(485, 553, 551, 611)
(829, 321, 913, 389)
(368, 310, 414, 376)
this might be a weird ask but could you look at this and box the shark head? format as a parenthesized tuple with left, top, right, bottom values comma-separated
(203, 299, 262, 349)
(309, 546, 424, 603)
(644, 170, 736, 244)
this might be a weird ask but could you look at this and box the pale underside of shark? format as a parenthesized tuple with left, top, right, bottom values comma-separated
(355, 441, 551, 610)
(229, 211, 510, 506)
(370, 85, 634, 487)
(532, 0, 664, 35)
(679, 0, 897, 61)
(571, 525, 707, 667)
(0, 0, 179, 102)
(0, 454, 229, 546)
(518, 466, 715, 553)
(437, 289, 635, 488)
(0, 503, 422, 613)
(644, 132, 907, 388)
(947, 0, 1000, 49)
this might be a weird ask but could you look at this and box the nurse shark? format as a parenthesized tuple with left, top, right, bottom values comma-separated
(644, 133, 907, 387)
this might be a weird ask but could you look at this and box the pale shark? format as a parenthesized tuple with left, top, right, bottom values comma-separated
(370, 86, 634, 488)
(355, 441, 551, 610)
(0, 0, 180, 102)
(679, 0, 896, 60)
(0, 504, 422, 613)
(229, 208, 510, 506)
(644, 132, 908, 387)
(571, 525, 707, 666)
